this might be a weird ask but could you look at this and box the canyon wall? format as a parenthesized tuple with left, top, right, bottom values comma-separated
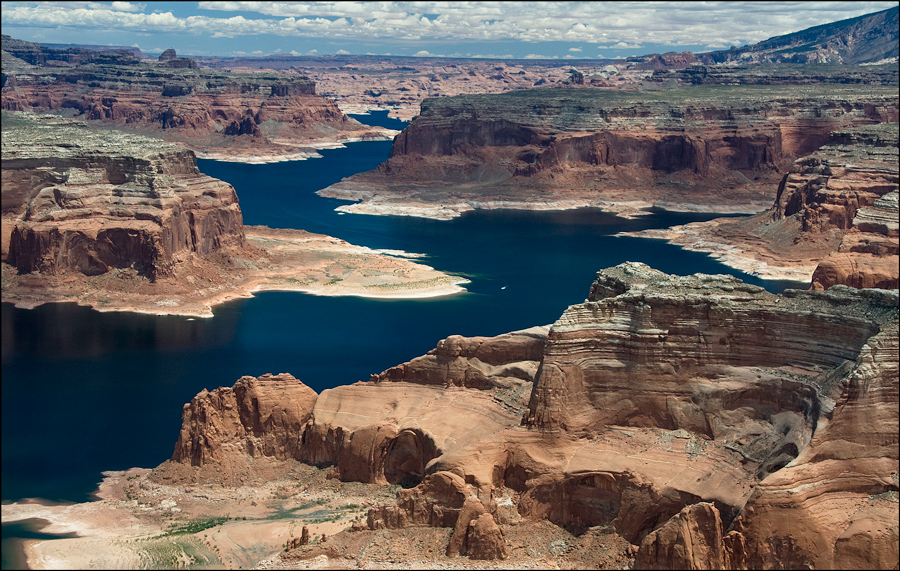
(621, 122, 898, 288)
(320, 84, 899, 219)
(1, 37, 393, 160)
(2, 111, 245, 280)
(811, 190, 899, 289)
(157, 263, 898, 568)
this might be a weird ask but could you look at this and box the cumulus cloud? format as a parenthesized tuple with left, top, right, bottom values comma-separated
(335, 49, 350, 54)
(604, 42, 643, 49)
(108, 1, 143, 11)
(412, 49, 431, 56)
(568, 47, 582, 52)
(2, 0, 896, 53)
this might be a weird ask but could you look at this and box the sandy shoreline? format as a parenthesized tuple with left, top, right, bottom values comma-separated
(617, 223, 818, 282)
(2, 465, 392, 570)
(325, 194, 770, 222)
(194, 133, 401, 164)
(1, 226, 468, 319)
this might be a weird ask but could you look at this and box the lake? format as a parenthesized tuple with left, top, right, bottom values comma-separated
(1, 111, 808, 509)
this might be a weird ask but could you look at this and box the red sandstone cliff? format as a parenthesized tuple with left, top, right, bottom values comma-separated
(1, 112, 245, 280)
(155, 263, 898, 568)
(319, 84, 898, 219)
(621, 122, 899, 289)
(1, 39, 394, 160)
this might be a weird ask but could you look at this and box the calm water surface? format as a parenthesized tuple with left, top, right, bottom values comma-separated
(2, 111, 807, 511)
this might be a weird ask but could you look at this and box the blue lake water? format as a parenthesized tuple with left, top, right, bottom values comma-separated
(1, 111, 808, 514)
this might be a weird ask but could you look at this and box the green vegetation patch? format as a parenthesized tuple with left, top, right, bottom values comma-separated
(163, 516, 231, 536)
(128, 535, 221, 569)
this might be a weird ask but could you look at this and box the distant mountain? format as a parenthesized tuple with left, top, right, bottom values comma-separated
(39, 42, 145, 59)
(1, 34, 142, 67)
(701, 6, 899, 65)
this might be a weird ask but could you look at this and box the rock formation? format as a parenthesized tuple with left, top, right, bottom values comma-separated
(0, 36, 394, 160)
(156, 263, 898, 567)
(2, 111, 244, 280)
(172, 372, 318, 466)
(621, 122, 899, 287)
(190, 8, 898, 123)
(0, 33, 141, 68)
(698, 6, 899, 66)
(1, 110, 466, 316)
(319, 84, 898, 219)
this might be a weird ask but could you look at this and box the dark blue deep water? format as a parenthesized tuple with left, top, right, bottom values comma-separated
(1, 111, 807, 513)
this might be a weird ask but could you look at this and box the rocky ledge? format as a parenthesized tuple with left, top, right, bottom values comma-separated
(1, 38, 395, 160)
(622, 123, 899, 288)
(2, 110, 244, 280)
(1, 111, 465, 316)
(146, 262, 897, 569)
(318, 84, 898, 219)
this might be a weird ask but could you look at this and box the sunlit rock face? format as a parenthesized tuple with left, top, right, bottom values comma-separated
(614, 122, 898, 288)
(158, 263, 897, 566)
(320, 84, 898, 218)
(2, 111, 245, 280)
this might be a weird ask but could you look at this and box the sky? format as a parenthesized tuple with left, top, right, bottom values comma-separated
(1, 1, 897, 60)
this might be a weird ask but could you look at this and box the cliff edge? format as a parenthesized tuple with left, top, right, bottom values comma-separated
(153, 263, 898, 568)
(1, 37, 396, 161)
(318, 84, 897, 220)
(0, 111, 466, 316)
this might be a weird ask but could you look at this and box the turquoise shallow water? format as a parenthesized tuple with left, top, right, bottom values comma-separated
(1, 111, 808, 511)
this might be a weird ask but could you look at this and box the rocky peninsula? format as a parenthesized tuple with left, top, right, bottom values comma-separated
(318, 84, 898, 220)
(0, 111, 465, 317)
(5, 263, 896, 569)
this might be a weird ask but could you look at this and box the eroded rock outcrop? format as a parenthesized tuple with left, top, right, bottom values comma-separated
(1, 110, 465, 316)
(157, 263, 898, 566)
(0, 36, 394, 161)
(621, 122, 899, 286)
(155, 326, 546, 559)
(2, 111, 244, 280)
(298, 326, 548, 487)
(320, 84, 898, 219)
(173, 373, 318, 466)
(811, 188, 899, 290)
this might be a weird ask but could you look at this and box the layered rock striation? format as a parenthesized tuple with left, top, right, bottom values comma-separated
(319, 84, 898, 219)
(697, 6, 899, 66)
(2, 111, 244, 280)
(157, 263, 898, 568)
(1, 38, 395, 160)
(1, 110, 466, 315)
(621, 122, 899, 287)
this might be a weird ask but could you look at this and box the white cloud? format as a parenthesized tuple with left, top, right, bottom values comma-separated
(2, 1, 896, 52)
(335, 49, 350, 54)
(108, 1, 143, 12)
(607, 42, 643, 49)
(412, 50, 431, 56)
